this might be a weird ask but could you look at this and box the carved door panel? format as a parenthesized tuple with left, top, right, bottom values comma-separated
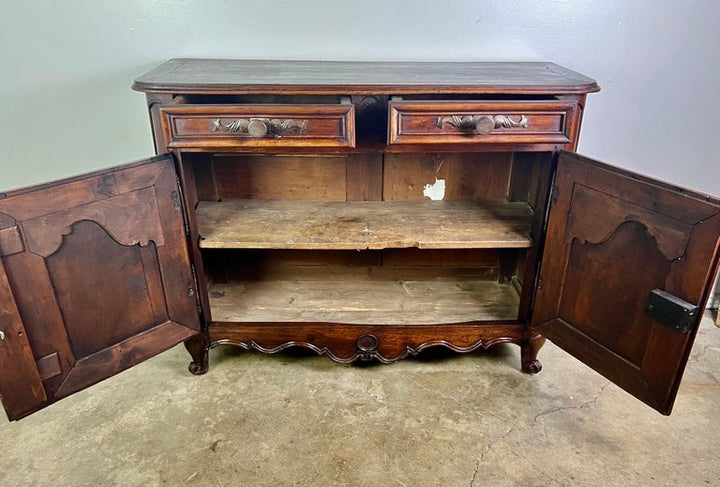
(0, 155, 200, 420)
(533, 151, 720, 414)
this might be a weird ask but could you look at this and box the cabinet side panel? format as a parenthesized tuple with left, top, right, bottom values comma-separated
(147, 94, 174, 154)
(177, 154, 212, 323)
(153, 163, 204, 326)
(509, 151, 554, 322)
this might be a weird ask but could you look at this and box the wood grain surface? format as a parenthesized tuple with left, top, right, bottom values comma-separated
(208, 278, 519, 324)
(133, 59, 600, 95)
(197, 199, 534, 250)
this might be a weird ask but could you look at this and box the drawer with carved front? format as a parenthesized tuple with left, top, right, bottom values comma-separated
(160, 102, 355, 149)
(388, 99, 579, 147)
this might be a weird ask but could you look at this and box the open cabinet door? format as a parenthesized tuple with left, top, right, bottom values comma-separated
(532, 151, 720, 414)
(0, 155, 200, 420)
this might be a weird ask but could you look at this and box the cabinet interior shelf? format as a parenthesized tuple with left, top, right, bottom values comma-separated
(197, 199, 534, 250)
(208, 278, 520, 324)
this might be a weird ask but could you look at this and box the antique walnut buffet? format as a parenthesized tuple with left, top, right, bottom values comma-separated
(0, 59, 719, 421)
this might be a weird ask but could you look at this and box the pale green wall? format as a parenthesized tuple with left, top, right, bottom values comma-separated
(1, 0, 719, 194)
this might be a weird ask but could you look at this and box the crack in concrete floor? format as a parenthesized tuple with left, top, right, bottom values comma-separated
(469, 382, 610, 487)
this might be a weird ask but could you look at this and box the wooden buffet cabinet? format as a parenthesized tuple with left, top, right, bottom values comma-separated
(1, 59, 719, 421)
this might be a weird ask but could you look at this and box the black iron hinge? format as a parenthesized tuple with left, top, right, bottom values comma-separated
(645, 289, 698, 334)
(174, 177, 191, 236)
(190, 263, 204, 318)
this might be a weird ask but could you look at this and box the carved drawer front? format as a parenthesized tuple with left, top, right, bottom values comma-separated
(160, 103, 355, 149)
(388, 100, 578, 146)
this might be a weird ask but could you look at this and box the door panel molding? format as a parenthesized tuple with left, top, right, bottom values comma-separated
(0, 259, 47, 419)
(564, 183, 691, 261)
(55, 320, 196, 399)
(536, 316, 657, 408)
(22, 188, 166, 258)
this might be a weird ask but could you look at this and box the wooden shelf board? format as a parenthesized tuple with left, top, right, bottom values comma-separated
(197, 199, 533, 250)
(208, 278, 519, 324)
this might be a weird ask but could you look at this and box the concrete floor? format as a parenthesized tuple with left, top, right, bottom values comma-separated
(1, 316, 719, 487)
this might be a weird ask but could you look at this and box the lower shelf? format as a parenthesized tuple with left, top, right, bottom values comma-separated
(208, 278, 519, 324)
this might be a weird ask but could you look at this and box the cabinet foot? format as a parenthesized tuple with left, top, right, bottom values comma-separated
(184, 334, 209, 375)
(521, 331, 546, 374)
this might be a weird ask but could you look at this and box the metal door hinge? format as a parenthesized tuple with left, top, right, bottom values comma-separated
(549, 185, 559, 209)
(645, 289, 698, 334)
(190, 263, 203, 316)
(174, 177, 191, 236)
(170, 190, 182, 210)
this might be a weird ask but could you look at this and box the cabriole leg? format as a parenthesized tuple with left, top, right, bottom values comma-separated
(184, 333, 209, 375)
(521, 330, 546, 374)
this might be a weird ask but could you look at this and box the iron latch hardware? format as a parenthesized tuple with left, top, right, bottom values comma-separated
(644, 289, 698, 334)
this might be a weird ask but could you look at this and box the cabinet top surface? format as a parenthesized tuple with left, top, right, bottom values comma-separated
(133, 58, 600, 95)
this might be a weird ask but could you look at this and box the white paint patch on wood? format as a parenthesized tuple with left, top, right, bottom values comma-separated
(423, 178, 446, 200)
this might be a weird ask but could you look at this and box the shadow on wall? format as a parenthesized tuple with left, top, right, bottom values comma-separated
(0, 65, 158, 193)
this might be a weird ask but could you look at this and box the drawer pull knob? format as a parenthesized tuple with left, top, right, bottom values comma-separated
(212, 118, 308, 138)
(436, 114, 528, 134)
(247, 119, 268, 138)
(475, 116, 495, 135)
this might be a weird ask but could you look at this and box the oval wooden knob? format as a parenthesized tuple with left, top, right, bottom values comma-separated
(247, 119, 268, 138)
(474, 116, 495, 135)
